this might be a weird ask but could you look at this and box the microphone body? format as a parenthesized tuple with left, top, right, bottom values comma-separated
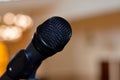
(0, 16, 72, 80)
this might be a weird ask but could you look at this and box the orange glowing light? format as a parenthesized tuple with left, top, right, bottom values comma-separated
(0, 41, 9, 76)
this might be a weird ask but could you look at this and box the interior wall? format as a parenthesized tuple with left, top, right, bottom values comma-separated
(4, 10, 120, 80)
(69, 11, 120, 80)
(0, 0, 119, 80)
(36, 11, 120, 80)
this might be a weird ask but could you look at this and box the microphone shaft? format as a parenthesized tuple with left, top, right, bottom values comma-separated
(0, 73, 14, 80)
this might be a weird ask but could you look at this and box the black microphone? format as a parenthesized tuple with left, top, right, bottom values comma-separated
(0, 16, 72, 80)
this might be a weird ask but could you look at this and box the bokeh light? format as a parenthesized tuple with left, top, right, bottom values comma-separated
(3, 12, 15, 25)
(0, 12, 33, 41)
(0, 25, 22, 41)
(14, 14, 33, 30)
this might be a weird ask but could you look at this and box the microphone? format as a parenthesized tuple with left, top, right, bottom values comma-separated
(0, 16, 72, 80)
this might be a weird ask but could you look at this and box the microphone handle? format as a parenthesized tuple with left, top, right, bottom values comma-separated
(27, 78, 39, 80)
(0, 74, 39, 80)
(0, 73, 14, 80)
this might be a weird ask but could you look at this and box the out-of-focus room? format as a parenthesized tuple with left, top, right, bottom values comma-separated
(0, 0, 120, 80)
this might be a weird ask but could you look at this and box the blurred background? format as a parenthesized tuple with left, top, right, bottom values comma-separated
(0, 0, 120, 80)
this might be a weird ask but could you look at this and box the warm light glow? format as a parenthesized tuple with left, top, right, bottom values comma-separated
(0, 25, 6, 41)
(0, 12, 33, 41)
(3, 12, 15, 25)
(0, 41, 9, 76)
(14, 14, 33, 30)
(0, 25, 22, 41)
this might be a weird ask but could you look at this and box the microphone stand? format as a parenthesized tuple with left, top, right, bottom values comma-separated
(0, 71, 39, 80)
(27, 70, 38, 80)
(0, 72, 39, 80)
(27, 77, 38, 80)
(27, 78, 38, 80)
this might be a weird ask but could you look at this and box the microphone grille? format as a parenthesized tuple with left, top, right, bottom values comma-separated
(36, 16, 72, 51)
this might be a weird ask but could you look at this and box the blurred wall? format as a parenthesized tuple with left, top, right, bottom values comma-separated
(1, 0, 119, 80)
(70, 11, 120, 80)
(36, 11, 120, 80)
(5, 10, 120, 80)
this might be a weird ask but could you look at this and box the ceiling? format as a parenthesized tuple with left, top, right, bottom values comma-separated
(0, 0, 119, 20)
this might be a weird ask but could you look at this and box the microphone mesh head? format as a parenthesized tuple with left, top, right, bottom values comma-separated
(36, 16, 72, 51)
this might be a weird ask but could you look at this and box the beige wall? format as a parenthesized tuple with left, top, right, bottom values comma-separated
(5, 11, 120, 80)
(70, 11, 120, 80)
(36, 11, 120, 80)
